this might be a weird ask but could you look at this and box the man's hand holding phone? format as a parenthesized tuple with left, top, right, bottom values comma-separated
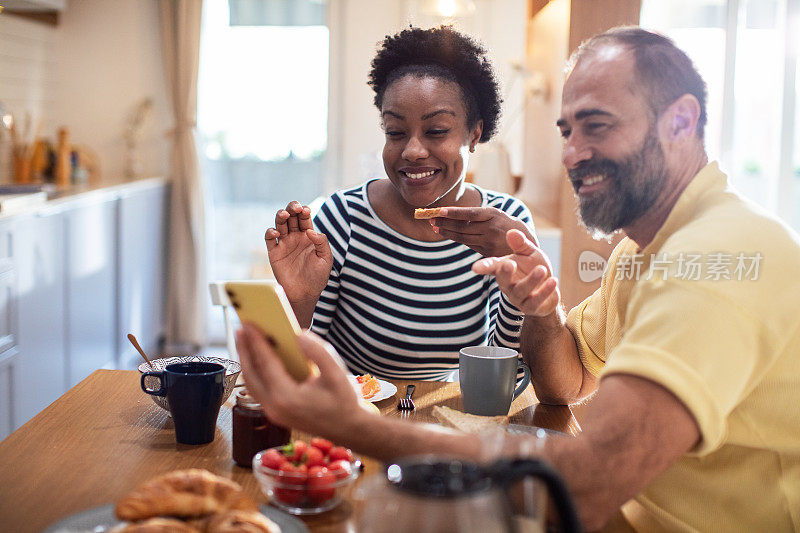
(225, 280, 317, 382)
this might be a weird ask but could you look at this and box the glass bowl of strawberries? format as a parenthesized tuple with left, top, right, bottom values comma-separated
(253, 438, 362, 515)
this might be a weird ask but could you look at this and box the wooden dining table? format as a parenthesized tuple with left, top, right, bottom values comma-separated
(0, 369, 584, 532)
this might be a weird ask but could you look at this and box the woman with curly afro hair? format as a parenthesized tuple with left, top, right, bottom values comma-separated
(265, 26, 538, 380)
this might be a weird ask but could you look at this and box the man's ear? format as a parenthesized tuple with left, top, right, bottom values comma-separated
(662, 94, 701, 141)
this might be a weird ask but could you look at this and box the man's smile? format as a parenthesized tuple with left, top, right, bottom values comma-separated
(572, 174, 610, 194)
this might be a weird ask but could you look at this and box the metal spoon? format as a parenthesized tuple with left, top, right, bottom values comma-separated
(127, 333, 153, 367)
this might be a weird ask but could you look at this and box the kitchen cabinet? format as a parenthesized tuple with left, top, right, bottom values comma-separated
(0, 219, 15, 355)
(1, 0, 66, 9)
(64, 197, 117, 388)
(0, 178, 169, 438)
(2, 0, 67, 26)
(0, 270, 15, 355)
(0, 218, 12, 263)
(14, 209, 68, 429)
(116, 184, 168, 369)
(0, 346, 18, 441)
(0, 218, 18, 440)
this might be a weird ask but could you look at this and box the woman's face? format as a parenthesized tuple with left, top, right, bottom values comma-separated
(381, 75, 482, 208)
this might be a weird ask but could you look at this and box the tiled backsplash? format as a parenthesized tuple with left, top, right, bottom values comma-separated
(0, 14, 57, 183)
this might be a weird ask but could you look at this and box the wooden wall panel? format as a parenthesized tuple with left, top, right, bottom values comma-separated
(567, 0, 642, 51)
(528, 0, 551, 18)
(558, 0, 641, 309)
(519, 0, 569, 224)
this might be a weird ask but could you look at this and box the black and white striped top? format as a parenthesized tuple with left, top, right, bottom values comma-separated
(310, 180, 533, 381)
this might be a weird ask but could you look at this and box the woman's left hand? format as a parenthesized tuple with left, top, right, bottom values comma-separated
(430, 207, 538, 257)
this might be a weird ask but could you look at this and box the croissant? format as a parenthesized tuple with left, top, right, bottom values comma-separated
(117, 517, 202, 532)
(115, 469, 258, 521)
(206, 510, 281, 533)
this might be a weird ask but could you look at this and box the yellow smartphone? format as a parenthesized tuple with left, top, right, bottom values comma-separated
(224, 280, 315, 382)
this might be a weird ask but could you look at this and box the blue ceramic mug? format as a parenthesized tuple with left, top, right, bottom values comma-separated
(141, 361, 225, 445)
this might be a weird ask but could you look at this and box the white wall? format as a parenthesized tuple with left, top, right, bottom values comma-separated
(51, 0, 170, 183)
(325, 0, 404, 193)
(326, 0, 528, 193)
(2, 0, 526, 191)
(0, 0, 170, 185)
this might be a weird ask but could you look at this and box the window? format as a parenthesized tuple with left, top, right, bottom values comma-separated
(198, 0, 329, 341)
(641, 0, 800, 232)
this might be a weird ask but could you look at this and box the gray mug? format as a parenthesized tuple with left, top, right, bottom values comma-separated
(459, 346, 531, 416)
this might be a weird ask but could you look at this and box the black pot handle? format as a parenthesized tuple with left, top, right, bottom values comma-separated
(489, 458, 583, 533)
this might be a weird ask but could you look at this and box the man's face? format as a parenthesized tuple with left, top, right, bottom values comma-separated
(557, 47, 668, 239)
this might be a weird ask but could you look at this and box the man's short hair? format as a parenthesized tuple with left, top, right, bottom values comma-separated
(569, 27, 708, 140)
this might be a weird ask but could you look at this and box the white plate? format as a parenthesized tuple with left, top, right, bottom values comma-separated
(43, 504, 309, 533)
(506, 423, 571, 438)
(348, 375, 398, 403)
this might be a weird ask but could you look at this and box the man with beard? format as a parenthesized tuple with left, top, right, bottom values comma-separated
(235, 27, 800, 531)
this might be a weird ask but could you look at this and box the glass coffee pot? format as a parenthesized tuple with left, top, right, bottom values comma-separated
(357, 455, 582, 533)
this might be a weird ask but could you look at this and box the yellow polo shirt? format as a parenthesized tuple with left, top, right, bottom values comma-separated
(567, 162, 800, 532)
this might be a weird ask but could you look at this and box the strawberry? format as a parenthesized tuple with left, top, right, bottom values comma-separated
(260, 449, 284, 471)
(274, 485, 304, 505)
(304, 446, 326, 468)
(277, 461, 307, 483)
(274, 461, 307, 505)
(281, 440, 308, 464)
(328, 446, 354, 463)
(291, 440, 308, 463)
(310, 437, 334, 456)
(327, 459, 352, 480)
(307, 466, 336, 504)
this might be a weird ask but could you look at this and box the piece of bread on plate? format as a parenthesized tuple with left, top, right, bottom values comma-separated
(206, 510, 281, 533)
(116, 517, 202, 532)
(115, 469, 258, 521)
(414, 207, 446, 219)
(432, 405, 508, 433)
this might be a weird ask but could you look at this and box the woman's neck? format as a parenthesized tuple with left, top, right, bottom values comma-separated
(367, 179, 481, 242)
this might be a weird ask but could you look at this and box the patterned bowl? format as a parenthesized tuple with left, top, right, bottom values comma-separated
(138, 355, 242, 412)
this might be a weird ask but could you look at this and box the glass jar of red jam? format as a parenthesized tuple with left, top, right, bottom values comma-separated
(232, 389, 291, 467)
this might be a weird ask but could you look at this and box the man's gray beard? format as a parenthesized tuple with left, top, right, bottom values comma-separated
(577, 200, 623, 241)
(574, 130, 666, 240)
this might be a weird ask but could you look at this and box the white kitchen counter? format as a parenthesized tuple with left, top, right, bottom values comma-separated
(0, 176, 169, 220)
(0, 177, 170, 440)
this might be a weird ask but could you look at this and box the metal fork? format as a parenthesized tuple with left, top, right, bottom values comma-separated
(397, 384, 416, 410)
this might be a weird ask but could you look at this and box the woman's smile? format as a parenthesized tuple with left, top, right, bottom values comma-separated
(398, 166, 441, 185)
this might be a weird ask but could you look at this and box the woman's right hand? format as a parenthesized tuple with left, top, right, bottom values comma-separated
(265, 201, 333, 323)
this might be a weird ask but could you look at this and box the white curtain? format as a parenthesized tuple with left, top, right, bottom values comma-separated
(159, 0, 207, 349)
